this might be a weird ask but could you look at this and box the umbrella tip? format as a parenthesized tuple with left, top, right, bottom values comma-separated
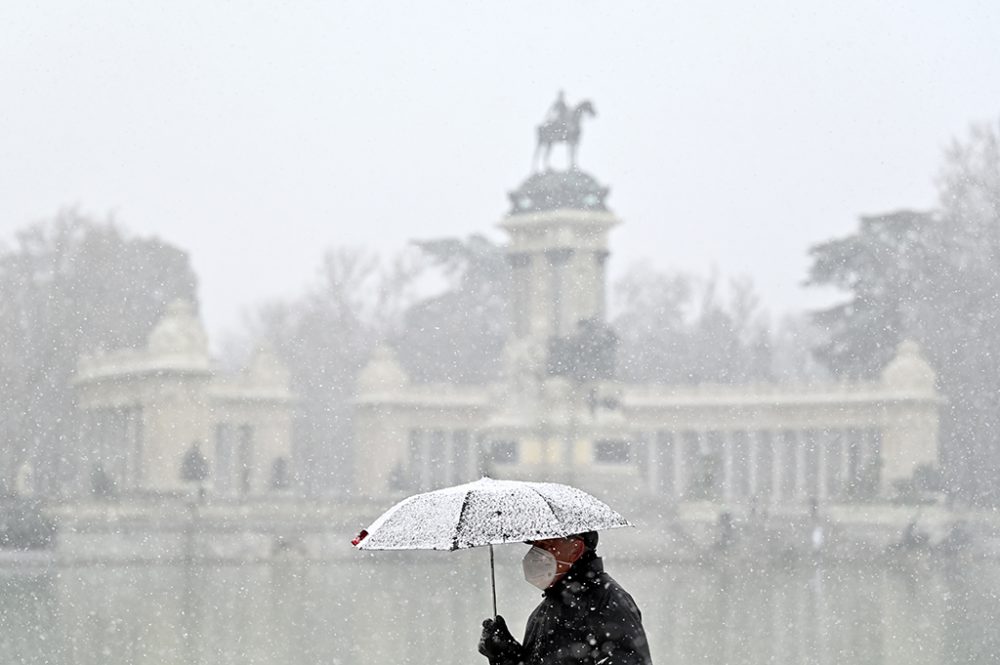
(351, 529, 368, 547)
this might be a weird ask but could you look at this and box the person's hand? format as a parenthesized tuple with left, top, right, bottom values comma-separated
(478, 615, 522, 663)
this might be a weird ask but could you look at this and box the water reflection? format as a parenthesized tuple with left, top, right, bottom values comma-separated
(2, 554, 999, 665)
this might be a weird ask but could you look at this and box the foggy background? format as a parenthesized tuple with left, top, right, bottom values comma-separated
(3, 2, 998, 340)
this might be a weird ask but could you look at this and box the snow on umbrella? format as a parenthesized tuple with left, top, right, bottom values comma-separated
(351, 477, 631, 615)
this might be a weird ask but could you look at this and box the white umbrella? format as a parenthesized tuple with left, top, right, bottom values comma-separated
(352, 477, 631, 615)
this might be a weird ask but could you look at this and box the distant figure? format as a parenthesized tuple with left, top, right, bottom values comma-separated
(715, 511, 736, 551)
(808, 496, 820, 521)
(899, 520, 929, 550)
(271, 457, 291, 490)
(545, 90, 569, 126)
(479, 531, 652, 664)
(90, 463, 116, 499)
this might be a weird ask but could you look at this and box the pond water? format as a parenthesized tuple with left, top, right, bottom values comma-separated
(2, 549, 999, 665)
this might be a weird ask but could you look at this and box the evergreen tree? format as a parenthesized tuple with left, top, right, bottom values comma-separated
(249, 247, 420, 495)
(180, 442, 209, 484)
(395, 234, 510, 383)
(807, 118, 1000, 501)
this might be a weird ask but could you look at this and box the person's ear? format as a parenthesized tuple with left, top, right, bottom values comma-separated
(568, 537, 586, 562)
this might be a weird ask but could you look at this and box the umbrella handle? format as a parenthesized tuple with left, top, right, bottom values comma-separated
(490, 544, 497, 618)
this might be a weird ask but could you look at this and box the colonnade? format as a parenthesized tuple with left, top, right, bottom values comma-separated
(642, 427, 883, 505)
(76, 409, 272, 497)
(404, 428, 475, 492)
(404, 425, 884, 505)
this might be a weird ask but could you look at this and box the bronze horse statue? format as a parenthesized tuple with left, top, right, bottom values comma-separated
(533, 100, 596, 171)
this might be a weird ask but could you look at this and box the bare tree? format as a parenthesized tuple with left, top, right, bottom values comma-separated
(0, 210, 197, 496)
(612, 263, 773, 384)
(247, 246, 423, 495)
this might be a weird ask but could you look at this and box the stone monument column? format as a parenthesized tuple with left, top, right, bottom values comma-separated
(486, 95, 623, 484)
(501, 172, 619, 350)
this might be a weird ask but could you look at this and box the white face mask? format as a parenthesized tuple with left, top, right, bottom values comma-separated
(522, 546, 558, 590)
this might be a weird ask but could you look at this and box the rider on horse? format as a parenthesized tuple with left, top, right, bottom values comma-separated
(545, 90, 570, 128)
(534, 91, 596, 171)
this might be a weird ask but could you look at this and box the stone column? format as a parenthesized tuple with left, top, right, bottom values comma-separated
(647, 433, 660, 495)
(442, 430, 455, 486)
(655, 431, 675, 499)
(416, 430, 430, 491)
(530, 250, 553, 341)
(79, 410, 95, 496)
(867, 428, 883, 496)
(673, 433, 686, 500)
(755, 430, 774, 503)
(460, 430, 475, 483)
(507, 253, 532, 339)
(593, 250, 610, 322)
(771, 432, 784, 506)
(795, 431, 807, 502)
(817, 430, 829, 502)
(545, 248, 573, 337)
(722, 432, 734, 503)
(473, 432, 487, 477)
(566, 250, 590, 331)
(839, 432, 851, 501)
(125, 407, 141, 491)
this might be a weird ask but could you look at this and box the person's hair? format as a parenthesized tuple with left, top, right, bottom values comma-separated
(576, 531, 599, 551)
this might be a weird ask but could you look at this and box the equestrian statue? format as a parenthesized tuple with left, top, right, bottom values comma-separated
(533, 91, 596, 172)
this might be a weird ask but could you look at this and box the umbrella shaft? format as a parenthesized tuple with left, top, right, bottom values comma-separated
(490, 544, 497, 618)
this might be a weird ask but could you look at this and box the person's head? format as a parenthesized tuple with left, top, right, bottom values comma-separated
(521, 531, 598, 590)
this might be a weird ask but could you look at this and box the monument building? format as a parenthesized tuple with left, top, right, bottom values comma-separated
(354, 95, 942, 513)
(73, 300, 296, 499)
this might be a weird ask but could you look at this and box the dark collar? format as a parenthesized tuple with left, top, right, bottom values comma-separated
(544, 552, 604, 598)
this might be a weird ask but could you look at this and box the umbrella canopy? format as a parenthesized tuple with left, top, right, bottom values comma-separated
(354, 476, 630, 551)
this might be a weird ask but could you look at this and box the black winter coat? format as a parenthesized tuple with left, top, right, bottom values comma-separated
(517, 553, 653, 665)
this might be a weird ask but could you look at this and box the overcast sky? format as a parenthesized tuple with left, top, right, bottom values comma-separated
(2, 2, 999, 342)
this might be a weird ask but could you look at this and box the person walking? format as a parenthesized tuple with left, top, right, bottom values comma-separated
(478, 531, 652, 665)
